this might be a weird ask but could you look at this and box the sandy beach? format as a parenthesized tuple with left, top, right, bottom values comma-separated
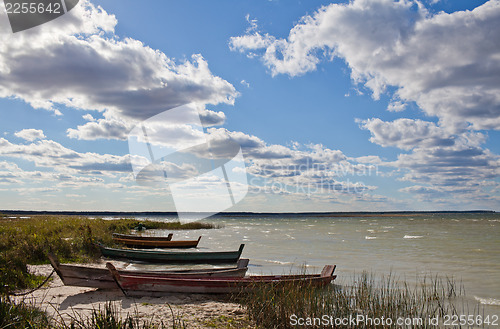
(13, 262, 251, 328)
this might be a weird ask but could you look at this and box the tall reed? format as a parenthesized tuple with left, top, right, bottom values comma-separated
(238, 272, 469, 328)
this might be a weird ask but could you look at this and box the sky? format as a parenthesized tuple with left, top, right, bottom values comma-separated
(0, 0, 499, 213)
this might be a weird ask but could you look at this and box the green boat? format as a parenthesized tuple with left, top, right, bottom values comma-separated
(96, 243, 245, 264)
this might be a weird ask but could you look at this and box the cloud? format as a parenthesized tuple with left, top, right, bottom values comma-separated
(0, 158, 108, 188)
(13, 187, 60, 195)
(67, 113, 132, 140)
(231, 0, 500, 206)
(0, 0, 238, 129)
(387, 100, 407, 112)
(1, 130, 372, 202)
(0, 160, 21, 171)
(389, 134, 500, 206)
(204, 128, 377, 195)
(198, 109, 226, 127)
(14, 129, 46, 141)
(354, 155, 382, 164)
(67, 105, 225, 142)
(358, 118, 456, 150)
(358, 117, 499, 201)
(82, 114, 96, 121)
(125, 124, 371, 197)
(230, 0, 500, 130)
(399, 184, 500, 207)
(0, 137, 131, 174)
(399, 185, 450, 202)
(395, 141, 499, 185)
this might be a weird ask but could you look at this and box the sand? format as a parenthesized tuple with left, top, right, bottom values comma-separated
(12, 263, 251, 328)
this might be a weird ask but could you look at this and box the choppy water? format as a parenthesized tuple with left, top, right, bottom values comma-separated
(124, 213, 500, 311)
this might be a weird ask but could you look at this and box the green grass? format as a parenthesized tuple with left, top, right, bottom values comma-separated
(0, 215, 219, 295)
(236, 272, 472, 329)
(0, 296, 49, 329)
(203, 315, 254, 328)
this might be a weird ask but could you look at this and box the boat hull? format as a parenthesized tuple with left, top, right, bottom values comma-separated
(48, 253, 249, 289)
(112, 236, 201, 249)
(107, 264, 337, 295)
(97, 243, 245, 264)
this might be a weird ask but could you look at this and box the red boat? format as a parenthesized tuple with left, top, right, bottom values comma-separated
(107, 263, 336, 295)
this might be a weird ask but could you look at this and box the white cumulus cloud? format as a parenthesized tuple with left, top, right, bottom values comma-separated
(230, 0, 500, 130)
(0, 0, 238, 136)
(14, 129, 46, 141)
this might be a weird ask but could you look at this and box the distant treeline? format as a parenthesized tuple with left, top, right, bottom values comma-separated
(0, 209, 496, 218)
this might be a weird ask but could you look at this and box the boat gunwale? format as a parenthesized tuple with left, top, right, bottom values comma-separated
(96, 243, 245, 264)
(112, 233, 174, 241)
(112, 236, 201, 248)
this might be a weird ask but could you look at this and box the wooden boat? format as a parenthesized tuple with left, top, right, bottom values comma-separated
(97, 243, 245, 264)
(48, 253, 249, 289)
(112, 235, 201, 249)
(107, 263, 336, 295)
(112, 233, 173, 241)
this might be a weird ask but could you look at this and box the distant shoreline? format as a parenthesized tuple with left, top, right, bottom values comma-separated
(1, 209, 496, 217)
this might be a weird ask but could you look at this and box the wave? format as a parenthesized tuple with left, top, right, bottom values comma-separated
(403, 235, 423, 239)
(265, 259, 294, 265)
(474, 296, 500, 306)
(365, 236, 377, 240)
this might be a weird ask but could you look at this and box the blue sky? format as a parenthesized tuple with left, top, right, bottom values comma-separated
(0, 0, 499, 212)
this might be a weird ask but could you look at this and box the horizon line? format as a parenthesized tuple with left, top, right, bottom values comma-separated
(1, 209, 497, 216)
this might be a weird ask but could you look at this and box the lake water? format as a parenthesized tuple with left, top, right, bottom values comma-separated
(122, 213, 500, 314)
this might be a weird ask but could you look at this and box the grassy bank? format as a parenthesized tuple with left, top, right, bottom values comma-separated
(0, 215, 218, 294)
